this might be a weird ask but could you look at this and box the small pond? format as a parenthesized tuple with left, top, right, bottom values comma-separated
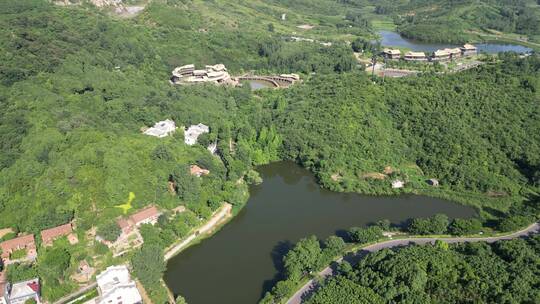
(244, 80, 276, 90)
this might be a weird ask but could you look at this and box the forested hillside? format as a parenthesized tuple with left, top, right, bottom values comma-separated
(271, 54, 540, 213)
(0, 0, 361, 232)
(370, 0, 540, 43)
(1, 0, 539, 233)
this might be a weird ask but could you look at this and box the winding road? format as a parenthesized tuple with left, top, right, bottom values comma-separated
(286, 222, 540, 304)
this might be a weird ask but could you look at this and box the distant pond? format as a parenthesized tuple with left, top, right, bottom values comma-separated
(164, 162, 476, 304)
(378, 30, 533, 54)
(244, 80, 276, 90)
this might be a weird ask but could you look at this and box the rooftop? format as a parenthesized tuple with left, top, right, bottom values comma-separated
(143, 119, 176, 138)
(184, 123, 210, 145)
(405, 51, 426, 57)
(130, 206, 160, 225)
(383, 48, 401, 55)
(9, 278, 40, 299)
(96, 265, 131, 294)
(433, 49, 450, 56)
(0, 234, 35, 252)
(40, 223, 72, 245)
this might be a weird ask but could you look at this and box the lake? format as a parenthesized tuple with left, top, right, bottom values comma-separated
(379, 30, 533, 54)
(164, 162, 476, 304)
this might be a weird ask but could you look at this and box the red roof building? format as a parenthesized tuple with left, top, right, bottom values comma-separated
(40, 223, 74, 246)
(116, 205, 162, 237)
(190, 165, 210, 177)
(0, 234, 36, 261)
(130, 206, 161, 226)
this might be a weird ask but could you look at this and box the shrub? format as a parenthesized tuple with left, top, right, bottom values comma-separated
(349, 226, 383, 243)
(448, 218, 483, 235)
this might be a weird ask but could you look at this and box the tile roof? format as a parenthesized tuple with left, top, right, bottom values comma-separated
(40, 223, 73, 244)
(130, 206, 160, 225)
(0, 234, 35, 252)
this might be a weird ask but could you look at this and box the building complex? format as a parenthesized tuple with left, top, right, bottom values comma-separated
(382, 44, 477, 62)
(171, 64, 237, 85)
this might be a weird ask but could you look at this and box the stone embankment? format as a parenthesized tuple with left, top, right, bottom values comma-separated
(164, 203, 233, 260)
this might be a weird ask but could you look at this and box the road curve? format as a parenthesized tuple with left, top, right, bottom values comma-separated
(286, 222, 540, 304)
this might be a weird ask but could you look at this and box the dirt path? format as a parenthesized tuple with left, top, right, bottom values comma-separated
(164, 203, 232, 261)
(287, 222, 540, 304)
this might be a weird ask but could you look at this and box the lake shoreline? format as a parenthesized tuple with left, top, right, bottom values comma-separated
(164, 161, 478, 304)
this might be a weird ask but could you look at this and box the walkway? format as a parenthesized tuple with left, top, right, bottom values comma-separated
(53, 282, 97, 304)
(287, 222, 540, 304)
(164, 203, 232, 260)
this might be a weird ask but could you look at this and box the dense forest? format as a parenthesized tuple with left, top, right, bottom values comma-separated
(370, 0, 540, 43)
(307, 234, 540, 304)
(0, 0, 539, 302)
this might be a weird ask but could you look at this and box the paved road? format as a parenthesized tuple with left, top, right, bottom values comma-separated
(286, 222, 540, 304)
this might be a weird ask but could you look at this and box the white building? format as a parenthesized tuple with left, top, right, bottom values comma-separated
(96, 265, 142, 304)
(184, 123, 209, 145)
(2, 278, 40, 304)
(143, 119, 176, 138)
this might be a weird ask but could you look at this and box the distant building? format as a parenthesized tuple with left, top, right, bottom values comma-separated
(40, 223, 78, 246)
(391, 180, 405, 189)
(190, 165, 210, 177)
(460, 44, 477, 56)
(431, 49, 451, 61)
(382, 48, 401, 60)
(404, 51, 427, 61)
(117, 206, 162, 235)
(171, 64, 235, 85)
(279, 74, 301, 81)
(96, 266, 142, 304)
(0, 235, 36, 264)
(184, 123, 209, 145)
(143, 119, 176, 138)
(2, 278, 40, 304)
(446, 47, 462, 59)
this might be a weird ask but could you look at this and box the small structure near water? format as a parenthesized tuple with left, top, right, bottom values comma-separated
(427, 178, 439, 187)
(391, 180, 405, 189)
(382, 48, 401, 60)
(404, 51, 428, 61)
(461, 43, 478, 56)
